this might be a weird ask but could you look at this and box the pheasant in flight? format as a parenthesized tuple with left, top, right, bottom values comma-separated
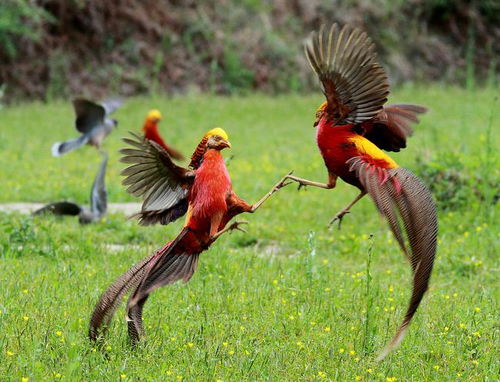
(284, 24, 438, 359)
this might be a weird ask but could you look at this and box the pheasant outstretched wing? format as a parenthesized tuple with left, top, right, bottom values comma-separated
(305, 23, 389, 125)
(361, 104, 428, 152)
(120, 132, 194, 225)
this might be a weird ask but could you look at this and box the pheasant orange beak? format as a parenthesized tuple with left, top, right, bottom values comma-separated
(220, 139, 231, 149)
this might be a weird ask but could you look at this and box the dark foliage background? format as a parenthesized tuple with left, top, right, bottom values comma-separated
(0, 0, 498, 101)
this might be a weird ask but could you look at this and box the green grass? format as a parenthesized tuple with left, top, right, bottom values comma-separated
(0, 86, 498, 381)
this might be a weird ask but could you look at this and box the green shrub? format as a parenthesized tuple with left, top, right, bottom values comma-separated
(415, 152, 498, 211)
(0, 0, 54, 58)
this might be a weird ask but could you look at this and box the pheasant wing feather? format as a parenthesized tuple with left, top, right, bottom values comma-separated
(120, 132, 193, 225)
(305, 23, 389, 124)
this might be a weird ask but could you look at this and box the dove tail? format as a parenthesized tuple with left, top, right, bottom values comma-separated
(52, 135, 88, 157)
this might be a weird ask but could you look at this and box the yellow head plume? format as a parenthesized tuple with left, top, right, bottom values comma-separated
(316, 101, 328, 112)
(146, 109, 162, 120)
(204, 127, 229, 141)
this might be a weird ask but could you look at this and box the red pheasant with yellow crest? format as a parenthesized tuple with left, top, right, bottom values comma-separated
(142, 109, 184, 160)
(89, 128, 289, 343)
(285, 24, 438, 359)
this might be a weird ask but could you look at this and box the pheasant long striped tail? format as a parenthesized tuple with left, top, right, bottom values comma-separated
(348, 157, 438, 360)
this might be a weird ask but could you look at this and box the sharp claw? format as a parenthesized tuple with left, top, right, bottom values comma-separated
(327, 211, 350, 230)
(229, 220, 249, 233)
(275, 181, 292, 191)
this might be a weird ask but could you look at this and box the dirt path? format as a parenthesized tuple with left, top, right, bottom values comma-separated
(0, 202, 141, 215)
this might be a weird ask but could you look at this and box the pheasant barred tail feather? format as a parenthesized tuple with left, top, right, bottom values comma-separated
(126, 252, 200, 344)
(126, 228, 199, 343)
(88, 252, 158, 341)
(348, 157, 438, 360)
(304, 23, 389, 124)
(128, 229, 198, 309)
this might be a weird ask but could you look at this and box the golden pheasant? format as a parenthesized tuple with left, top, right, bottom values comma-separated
(89, 128, 289, 343)
(285, 24, 437, 359)
(142, 109, 184, 161)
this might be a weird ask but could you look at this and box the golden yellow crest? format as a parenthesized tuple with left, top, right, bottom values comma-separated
(316, 101, 328, 112)
(147, 109, 162, 120)
(204, 127, 229, 141)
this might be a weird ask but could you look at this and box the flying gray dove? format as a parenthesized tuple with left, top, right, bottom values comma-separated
(34, 152, 108, 224)
(52, 98, 122, 157)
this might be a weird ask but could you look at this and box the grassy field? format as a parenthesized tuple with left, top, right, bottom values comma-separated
(0, 86, 498, 381)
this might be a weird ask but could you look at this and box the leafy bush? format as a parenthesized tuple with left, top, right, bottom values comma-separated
(0, 0, 498, 100)
(415, 152, 499, 211)
(0, 0, 54, 58)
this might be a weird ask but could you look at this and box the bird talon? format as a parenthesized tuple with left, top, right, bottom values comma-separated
(229, 220, 249, 233)
(275, 181, 292, 191)
(328, 211, 350, 230)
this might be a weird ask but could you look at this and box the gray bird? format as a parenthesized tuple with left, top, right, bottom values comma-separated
(34, 152, 108, 224)
(52, 98, 122, 157)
